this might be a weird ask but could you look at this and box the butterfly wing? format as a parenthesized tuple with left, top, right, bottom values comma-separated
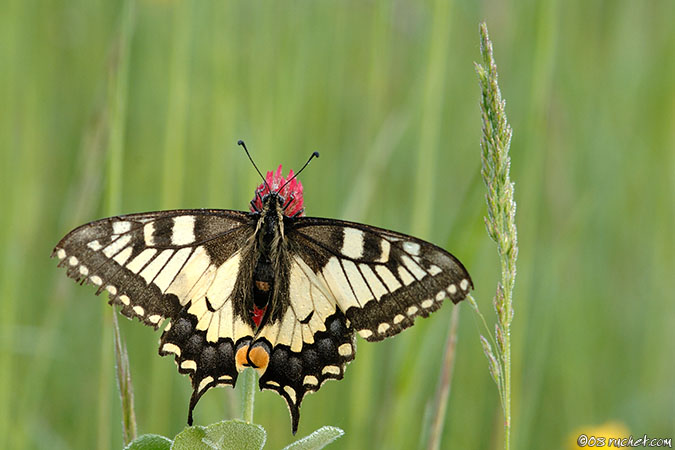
(53, 209, 259, 420)
(249, 216, 472, 432)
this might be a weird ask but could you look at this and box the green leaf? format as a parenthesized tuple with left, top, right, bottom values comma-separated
(171, 420, 266, 450)
(124, 434, 172, 450)
(171, 427, 208, 450)
(282, 426, 344, 450)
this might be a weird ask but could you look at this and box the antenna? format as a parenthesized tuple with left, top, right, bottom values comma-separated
(277, 151, 320, 193)
(238, 140, 271, 192)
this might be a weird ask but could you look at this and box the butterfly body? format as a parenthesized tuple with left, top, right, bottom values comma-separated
(249, 192, 291, 326)
(53, 166, 472, 433)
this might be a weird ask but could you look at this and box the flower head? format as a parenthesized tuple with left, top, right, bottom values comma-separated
(250, 164, 305, 217)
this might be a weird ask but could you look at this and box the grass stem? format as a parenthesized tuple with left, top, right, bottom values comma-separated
(426, 305, 461, 450)
(113, 312, 138, 444)
(104, 0, 136, 444)
(475, 22, 518, 450)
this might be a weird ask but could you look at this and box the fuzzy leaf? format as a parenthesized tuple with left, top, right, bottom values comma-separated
(124, 434, 172, 450)
(282, 426, 344, 450)
(171, 420, 266, 450)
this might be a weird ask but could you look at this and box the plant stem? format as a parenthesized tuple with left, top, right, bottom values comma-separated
(241, 368, 257, 424)
(426, 304, 461, 450)
(503, 331, 511, 450)
(113, 312, 137, 444)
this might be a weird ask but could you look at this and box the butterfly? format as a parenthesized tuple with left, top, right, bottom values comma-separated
(52, 141, 473, 433)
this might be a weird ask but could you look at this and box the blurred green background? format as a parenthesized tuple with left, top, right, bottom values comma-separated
(1, 0, 673, 449)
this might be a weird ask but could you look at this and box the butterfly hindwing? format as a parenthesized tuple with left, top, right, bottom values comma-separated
(289, 217, 473, 341)
(160, 299, 256, 424)
(252, 254, 356, 432)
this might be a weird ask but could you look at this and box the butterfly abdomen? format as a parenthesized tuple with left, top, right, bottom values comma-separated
(252, 263, 274, 306)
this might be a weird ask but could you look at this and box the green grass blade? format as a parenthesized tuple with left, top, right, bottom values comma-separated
(102, 1, 136, 446)
(424, 305, 460, 450)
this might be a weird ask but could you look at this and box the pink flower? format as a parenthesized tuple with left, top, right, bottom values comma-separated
(250, 164, 305, 217)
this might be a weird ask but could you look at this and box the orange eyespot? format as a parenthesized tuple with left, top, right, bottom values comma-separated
(248, 345, 270, 374)
(235, 343, 270, 375)
(235, 344, 250, 372)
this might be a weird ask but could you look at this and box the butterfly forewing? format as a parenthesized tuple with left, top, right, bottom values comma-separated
(289, 217, 473, 341)
(53, 209, 252, 323)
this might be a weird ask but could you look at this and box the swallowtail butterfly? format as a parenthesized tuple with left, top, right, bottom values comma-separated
(52, 142, 473, 433)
